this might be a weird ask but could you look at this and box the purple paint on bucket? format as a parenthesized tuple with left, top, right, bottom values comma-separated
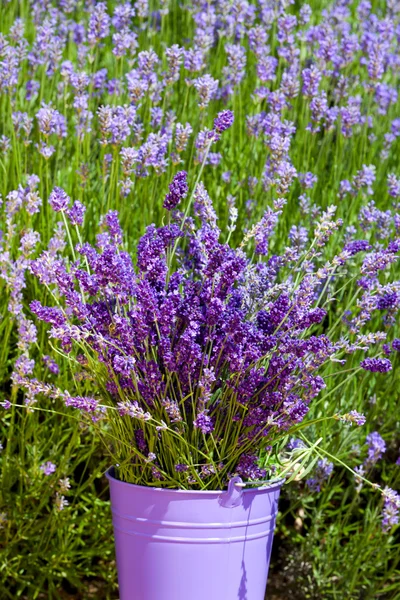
(106, 468, 283, 600)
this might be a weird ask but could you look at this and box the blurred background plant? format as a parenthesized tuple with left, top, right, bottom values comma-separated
(0, 0, 399, 597)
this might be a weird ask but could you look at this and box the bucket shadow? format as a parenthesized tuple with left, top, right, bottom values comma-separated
(238, 496, 251, 600)
(238, 560, 248, 599)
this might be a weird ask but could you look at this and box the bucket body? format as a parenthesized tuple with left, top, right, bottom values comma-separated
(106, 468, 282, 600)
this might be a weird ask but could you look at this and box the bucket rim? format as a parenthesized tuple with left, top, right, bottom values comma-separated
(105, 466, 285, 494)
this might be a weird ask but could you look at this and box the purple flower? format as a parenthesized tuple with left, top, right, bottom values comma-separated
(365, 432, 386, 466)
(112, 3, 135, 29)
(175, 464, 189, 473)
(88, 2, 110, 46)
(288, 438, 306, 451)
(165, 45, 184, 84)
(193, 182, 217, 228)
(97, 105, 137, 146)
(136, 0, 149, 19)
(12, 112, 33, 138)
(376, 84, 397, 115)
(49, 187, 70, 212)
(392, 339, 400, 351)
(0, 135, 10, 153)
(306, 459, 334, 492)
(26, 79, 40, 101)
(341, 411, 366, 426)
(55, 493, 69, 512)
(377, 293, 398, 310)
(302, 66, 321, 97)
(182, 45, 203, 71)
(104, 210, 123, 244)
(112, 31, 138, 58)
(299, 4, 312, 24)
(298, 172, 318, 189)
(30, 301, 66, 327)
(256, 55, 278, 83)
(175, 123, 193, 153)
(64, 395, 100, 415)
(43, 355, 59, 375)
(254, 207, 280, 255)
(40, 461, 56, 476)
(14, 356, 35, 377)
(360, 358, 392, 373)
(236, 454, 266, 481)
(193, 411, 214, 434)
(343, 240, 371, 256)
(353, 165, 376, 195)
(340, 96, 362, 137)
(36, 104, 67, 138)
(163, 171, 188, 211)
(223, 44, 246, 88)
(113, 355, 135, 377)
(388, 174, 400, 198)
(382, 487, 400, 532)
(213, 110, 234, 134)
(36, 142, 55, 159)
(67, 201, 86, 226)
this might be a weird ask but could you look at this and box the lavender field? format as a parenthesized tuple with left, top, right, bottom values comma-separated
(0, 0, 400, 598)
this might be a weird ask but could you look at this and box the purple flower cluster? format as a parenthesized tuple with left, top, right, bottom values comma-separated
(40, 461, 56, 476)
(36, 104, 67, 138)
(49, 187, 70, 212)
(213, 110, 234, 133)
(163, 171, 188, 211)
(360, 358, 392, 373)
(382, 487, 400, 532)
(19, 162, 398, 490)
(365, 432, 386, 467)
(340, 411, 367, 426)
(306, 459, 334, 492)
(43, 355, 59, 375)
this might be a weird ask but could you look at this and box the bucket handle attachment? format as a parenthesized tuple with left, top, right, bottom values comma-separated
(218, 476, 246, 508)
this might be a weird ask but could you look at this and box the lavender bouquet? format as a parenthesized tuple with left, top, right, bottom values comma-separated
(17, 115, 399, 490)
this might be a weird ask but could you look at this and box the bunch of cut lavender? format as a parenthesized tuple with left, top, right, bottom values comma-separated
(20, 169, 399, 490)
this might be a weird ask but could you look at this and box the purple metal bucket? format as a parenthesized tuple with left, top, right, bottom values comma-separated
(106, 468, 282, 600)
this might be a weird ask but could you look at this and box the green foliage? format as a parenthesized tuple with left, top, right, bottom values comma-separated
(0, 403, 116, 598)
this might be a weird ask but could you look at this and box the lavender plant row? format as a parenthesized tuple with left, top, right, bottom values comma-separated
(0, 0, 400, 597)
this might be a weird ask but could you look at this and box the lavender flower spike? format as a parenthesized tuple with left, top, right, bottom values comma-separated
(163, 171, 188, 211)
(67, 201, 86, 226)
(360, 358, 392, 373)
(306, 459, 334, 492)
(382, 487, 400, 532)
(340, 411, 366, 426)
(49, 187, 70, 212)
(213, 110, 234, 134)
